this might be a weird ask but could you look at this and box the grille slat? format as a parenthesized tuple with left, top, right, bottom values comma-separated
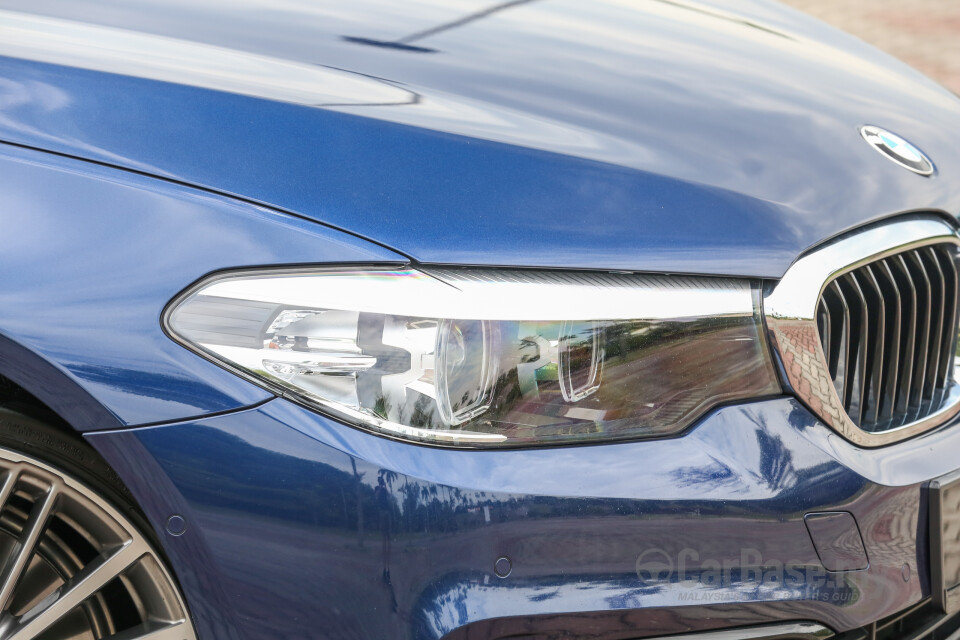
(822, 282, 851, 407)
(906, 252, 932, 409)
(839, 273, 870, 425)
(878, 260, 903, 424)
(937, 248, 959, 389)
(921, 248, 946, 402)
(891, 255, 918, 416)
(817, 297, 831, 367)
(817, 244, 959, 433)
(861, 265, 887, 426)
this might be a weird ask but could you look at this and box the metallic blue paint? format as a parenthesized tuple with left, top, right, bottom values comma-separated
(3, 0, 960, 277)
(1, 1, 960, 638)
(87, 396, 948, 639)
(0, 144, 404, 428)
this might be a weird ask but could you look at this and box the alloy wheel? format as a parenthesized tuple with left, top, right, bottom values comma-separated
(0, 447, 194, 640)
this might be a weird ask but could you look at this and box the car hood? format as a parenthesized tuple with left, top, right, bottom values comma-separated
(2, 0, 960, 277)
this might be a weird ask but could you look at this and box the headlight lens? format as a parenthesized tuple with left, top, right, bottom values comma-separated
(166, 267, 779, 446)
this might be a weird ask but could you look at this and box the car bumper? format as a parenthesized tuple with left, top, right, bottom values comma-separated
(85, 396, 960, 640)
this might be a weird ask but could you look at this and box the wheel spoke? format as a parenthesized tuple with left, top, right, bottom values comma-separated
(0, 470, 19, 512)
(10, 539, 146, 640)
(0, 484, 59, 611)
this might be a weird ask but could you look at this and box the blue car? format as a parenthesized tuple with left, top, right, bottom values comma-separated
(0, 1, 958, 639)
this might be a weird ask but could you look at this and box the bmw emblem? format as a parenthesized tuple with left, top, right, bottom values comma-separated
(860, 125, 935, 176)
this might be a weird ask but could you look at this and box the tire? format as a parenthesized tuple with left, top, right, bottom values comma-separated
(0, 405, 140, 522)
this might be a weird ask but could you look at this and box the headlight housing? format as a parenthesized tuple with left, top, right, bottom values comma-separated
(165, 267, 780, 447)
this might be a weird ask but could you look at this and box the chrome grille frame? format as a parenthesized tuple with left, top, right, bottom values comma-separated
(817, 245, 958, 430)
(765, 216, 960, 447)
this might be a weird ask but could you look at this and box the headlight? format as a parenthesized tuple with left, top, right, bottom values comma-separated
(165, 267, 779, 447)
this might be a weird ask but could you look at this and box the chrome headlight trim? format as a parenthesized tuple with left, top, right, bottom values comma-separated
(764, 215, 960, 447)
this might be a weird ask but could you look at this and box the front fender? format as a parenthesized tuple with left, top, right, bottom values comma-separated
(0, 143, 405, 429)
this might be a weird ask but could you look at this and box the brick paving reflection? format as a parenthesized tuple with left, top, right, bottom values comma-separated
(781, 0, 960, 94)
